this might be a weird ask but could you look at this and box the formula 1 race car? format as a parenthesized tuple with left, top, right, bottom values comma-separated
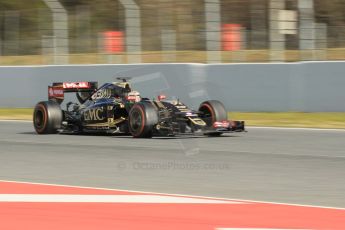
(33, 78, 245, 137)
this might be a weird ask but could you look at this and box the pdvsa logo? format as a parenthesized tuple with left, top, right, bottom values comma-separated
(48, 87, 64, 97)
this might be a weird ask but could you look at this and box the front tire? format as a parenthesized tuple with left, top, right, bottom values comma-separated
(33, 101, 63, 134)
(199, 100, 227, 137)
(128, 102, 158, 138)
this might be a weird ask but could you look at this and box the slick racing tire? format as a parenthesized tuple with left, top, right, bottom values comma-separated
(129, 102, 158, 138)
(199, 100, 227, 137)
(33, 101, 63, 134)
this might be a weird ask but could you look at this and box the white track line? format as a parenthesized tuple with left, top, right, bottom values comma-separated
(0, 180, 344, 210)
(0, 194, 240, 204)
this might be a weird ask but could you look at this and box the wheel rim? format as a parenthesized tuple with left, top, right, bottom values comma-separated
(34, 109, 45, 129)
(130, 109, 143, 133)
(199, 104, 214, 126)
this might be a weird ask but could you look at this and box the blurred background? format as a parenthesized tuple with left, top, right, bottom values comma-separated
(0, 0, 344, 65)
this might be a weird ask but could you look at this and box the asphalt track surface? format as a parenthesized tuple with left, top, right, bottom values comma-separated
(0, 120, 344, 208)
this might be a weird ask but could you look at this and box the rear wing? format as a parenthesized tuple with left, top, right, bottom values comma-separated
(48, 82, 98, 103)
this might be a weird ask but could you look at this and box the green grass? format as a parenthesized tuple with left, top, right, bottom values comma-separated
(1, 48, 345, 65)
(0, 108, 33, 120)
(1, 108, 345, 129)
(229, 112, 345, 129)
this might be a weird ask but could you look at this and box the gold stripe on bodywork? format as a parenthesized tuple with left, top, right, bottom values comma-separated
(188, 117, 206, 126)
(110, 117, 126, 126)
(84, 122, 109, 127)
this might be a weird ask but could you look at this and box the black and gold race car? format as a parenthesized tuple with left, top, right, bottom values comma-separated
(33, 78, 245, 137)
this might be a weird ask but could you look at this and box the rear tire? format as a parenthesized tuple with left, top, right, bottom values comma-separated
(129, 102, 158, 138)
(199, 100, 227, 137)
(33, 101, 63, 134)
